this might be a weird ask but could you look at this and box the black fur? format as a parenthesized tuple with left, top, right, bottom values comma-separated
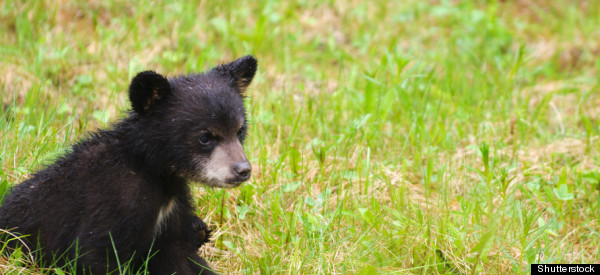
(128, 71, 172, 115)
(0, 56, 258, 274)
(212, 55, 258, 92)
(191, 216, 212, 249)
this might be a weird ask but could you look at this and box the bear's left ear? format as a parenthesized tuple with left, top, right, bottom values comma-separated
(128, 71, 172, 115)
(213, 55, 258, 93)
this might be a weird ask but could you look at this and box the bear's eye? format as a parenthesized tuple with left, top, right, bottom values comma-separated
(199, 133, 213, 145)
(237, 126, 247, 140)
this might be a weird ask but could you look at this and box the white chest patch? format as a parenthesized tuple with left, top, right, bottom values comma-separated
(154, 199, 177, 236)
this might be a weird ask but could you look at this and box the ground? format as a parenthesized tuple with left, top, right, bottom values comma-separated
(0, 0, 599, 274)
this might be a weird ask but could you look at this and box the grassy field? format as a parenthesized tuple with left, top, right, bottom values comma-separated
(1, 0, 600, 274)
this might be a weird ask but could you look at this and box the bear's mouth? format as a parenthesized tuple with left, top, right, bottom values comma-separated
(225, 175, 251, 187)
(187, 174, 249, 189)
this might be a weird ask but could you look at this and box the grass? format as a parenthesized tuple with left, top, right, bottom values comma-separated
(1, 0, 600, 274)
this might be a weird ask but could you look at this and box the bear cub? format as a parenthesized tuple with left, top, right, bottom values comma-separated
(0, 56, 258, 274)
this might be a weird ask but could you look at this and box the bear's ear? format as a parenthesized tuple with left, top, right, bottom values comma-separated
(128, 71, 172, 115)
(213, 55, 258, 93)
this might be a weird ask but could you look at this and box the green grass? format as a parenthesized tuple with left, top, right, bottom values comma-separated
(1, 0, 600, 274)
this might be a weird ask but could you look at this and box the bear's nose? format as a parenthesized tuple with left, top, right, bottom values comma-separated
(233, 161, 252, 181)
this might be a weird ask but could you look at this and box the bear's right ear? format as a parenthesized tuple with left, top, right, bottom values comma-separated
(128, 71, 172, 115)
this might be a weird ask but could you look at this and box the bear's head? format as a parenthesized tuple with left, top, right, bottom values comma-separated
(127, 55, 257, 188)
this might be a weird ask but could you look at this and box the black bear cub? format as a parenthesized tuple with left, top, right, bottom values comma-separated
(0, 56, 258, 274)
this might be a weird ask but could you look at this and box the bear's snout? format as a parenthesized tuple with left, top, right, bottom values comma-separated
(200, 139, 252, 187)
(232, 160, 251, 182)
